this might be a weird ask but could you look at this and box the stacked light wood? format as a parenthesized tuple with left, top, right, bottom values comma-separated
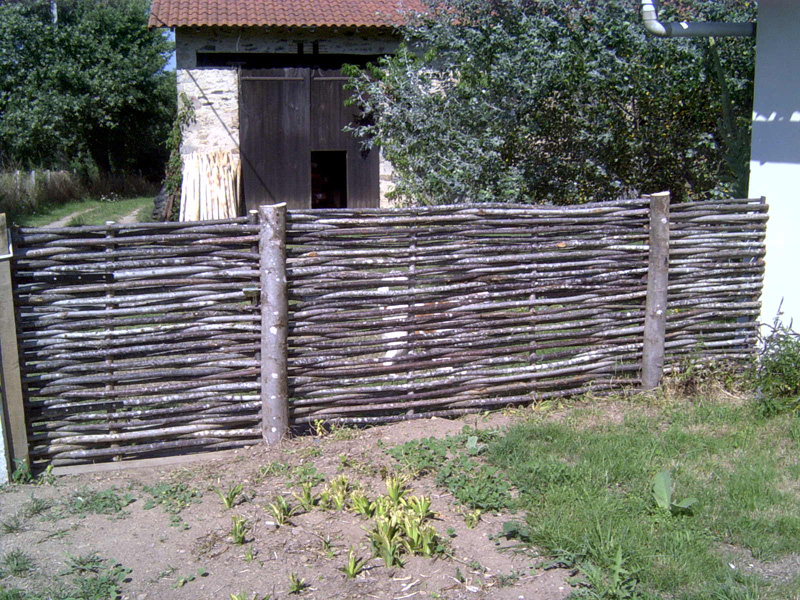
(11, 219, 261, 467)
(179, 151, 241, 221)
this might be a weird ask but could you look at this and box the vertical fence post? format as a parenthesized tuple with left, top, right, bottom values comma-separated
(259, 203, 289, 444)
(642, 192, 671, 390)
(0, 214, 29, 480)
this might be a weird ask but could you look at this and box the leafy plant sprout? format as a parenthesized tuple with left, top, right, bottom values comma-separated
(266, 495, 296, 527)
(214, 483, 244, 510)
(231, 516, 249, 545)
(288, 572, 308, 594)
(340, 547, 369, 579)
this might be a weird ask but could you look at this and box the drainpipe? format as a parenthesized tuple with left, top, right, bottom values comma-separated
(641, 0, 755, 38)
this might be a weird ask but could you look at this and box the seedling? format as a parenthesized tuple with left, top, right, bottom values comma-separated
(350, 490, 374, 518)
(288, 572, 308, 594)
(231, 516, 249, 545)
(367, 517, 404, 568)
(214, 483, 244, 510)
(292, 482, 319, 512)
(652, 470, 698, 516)
(65, 487, 134, 517)
(243, 545, 257, 562)
(318, 534, 337, 559)
(1, 515, 24, 534)
(326, 475, 351, 510)
(406, 495, 435, 521)
(231, 594, 271, 600)
(463, 508, 482, 529)
(340, 547, 368, 579)
(385, 475, 409, 506)
(266, 495, 296, 527)
(23, 494, 52, 518)
(172, 567, 207, 588)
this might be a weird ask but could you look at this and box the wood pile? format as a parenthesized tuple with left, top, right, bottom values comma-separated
(179, 151, 241, 221)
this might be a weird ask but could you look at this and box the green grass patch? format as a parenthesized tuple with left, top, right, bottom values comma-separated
(485, 400, 800, 599)
(15, 196, 154, 227)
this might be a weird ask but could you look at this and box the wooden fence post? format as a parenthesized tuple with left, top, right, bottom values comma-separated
(642, 192, 670, 390)
(259, 203, 289, 444)
(0, 214, 29, 480)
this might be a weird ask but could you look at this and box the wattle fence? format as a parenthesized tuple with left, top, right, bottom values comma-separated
(1, 196, 767, 469)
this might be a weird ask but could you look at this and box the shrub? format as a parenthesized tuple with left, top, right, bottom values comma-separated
(755, 315, 800, 415)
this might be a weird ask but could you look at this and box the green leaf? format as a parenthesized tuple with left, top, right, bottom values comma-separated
(652, 470, 673, 511)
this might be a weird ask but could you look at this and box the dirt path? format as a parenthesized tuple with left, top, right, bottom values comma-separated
(44, 206, 143, 227)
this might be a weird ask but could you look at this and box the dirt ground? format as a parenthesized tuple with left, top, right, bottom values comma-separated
(0, 413, 572, 600)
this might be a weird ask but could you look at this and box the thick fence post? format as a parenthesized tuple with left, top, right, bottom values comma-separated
(259, 203, 289, 444)
(642, 192, 670, 390)
(0, 214, 28, 481)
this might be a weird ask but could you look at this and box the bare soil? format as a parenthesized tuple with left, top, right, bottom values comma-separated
(0, 413, 572, 600)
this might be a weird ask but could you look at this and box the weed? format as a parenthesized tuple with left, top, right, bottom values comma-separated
(447, 526, 457, 538)
(289, 464, 325, 487)
(462, 507, 482, 529)
(495, 570, 522, 588)
(10, 461, 33, 485)
(64, 487, 134, 517)
(568, 546, 639, 600)
(265, 496, 296, 527)
(214, 483, 244, 510)
(652, 470, 698, 516)
(256, 461, 290, 482)
(0, 516, 24, 535)
(436, 455, 512, 511)
(288, 572, 308, 594)
(1, 550, 34, 577)
(172, 568, 207, 588)
(230, 594, 271, 600)
(231, 516, 249, 545)
(23, 495, 52, 519)
(756, 316, 800, 415)
(142, 481, 201, 529)
(61, 553, 105, 576)
(340, 547, 368, 579)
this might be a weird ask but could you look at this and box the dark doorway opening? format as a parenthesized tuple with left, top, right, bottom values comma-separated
(311, 151, 348, 208)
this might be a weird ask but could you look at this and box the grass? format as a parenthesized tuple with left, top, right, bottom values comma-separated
(484, 397, 800, 599)
(14, 195, 154, 227)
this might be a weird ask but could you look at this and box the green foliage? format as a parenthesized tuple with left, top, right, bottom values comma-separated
(340, 547, 369, 579)
(10, 461, 33, 485)
(756, 319, 800, 415)
(64, 487, 134, 517)
(345, 0, 755, 205)
(0, 550, 34, 577)
(230, 516, 249, 545)
(265, 496, 296, 527)
(214, 483, 244, 510)
(651, 470, 698, 516)
(142, 481, 201, 528)
(287, 572, 308, 595)
(0, 0, 175, 177)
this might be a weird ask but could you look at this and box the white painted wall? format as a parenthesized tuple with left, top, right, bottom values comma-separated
(749, 0, 800, 328)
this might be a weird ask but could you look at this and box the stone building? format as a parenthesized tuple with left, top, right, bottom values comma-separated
(149, 0, 418, 212)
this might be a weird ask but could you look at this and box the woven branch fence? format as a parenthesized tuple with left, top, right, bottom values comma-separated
(4, 196, 766, 468)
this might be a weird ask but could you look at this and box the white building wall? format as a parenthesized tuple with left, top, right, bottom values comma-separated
(748, 1, 800, 328)
(175, 28, 399, 206)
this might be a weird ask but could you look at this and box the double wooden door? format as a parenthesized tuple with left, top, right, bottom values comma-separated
(240, 67, 380, 211)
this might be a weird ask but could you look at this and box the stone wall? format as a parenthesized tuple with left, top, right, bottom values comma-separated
(175, 27, 399, 206)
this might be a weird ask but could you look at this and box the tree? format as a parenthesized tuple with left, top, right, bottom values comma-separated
(344, 0, 756, 205)
(0, 0, 175, 178)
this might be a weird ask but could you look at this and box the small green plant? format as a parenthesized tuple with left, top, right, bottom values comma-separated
(230, 594, 270, 600)
(367, 517, 405, 568)
(292, 482, 319, 512)
(289, 464, 325, 487)
(568, 546, 639, 600)
(350, 490, 374, 518)
(288, 572, 308, 594)
(10, 460, 33, 484)
(463, 508, 482, 529)
(652, 470, 698, 516)
(318, 534, 337, 559)
(65, 487, 134, 517)
(172, 567, 207, 588)
(756, 316, 800, 415)
(143, 481, 201, 529)
(23, 495, 52, 518)
(1, 550, 34, 577)
(231, 516, 249, 545)
(266, 496, 296, 527)
(256, 461, 290, 482)
(406, 495, 435, 521)
(0, 515, 24, 535)
(340, 547, 369, 579)
(214, 483, 244, 510)
(326, 475, 351, 510)
(385, 474, 409, 506)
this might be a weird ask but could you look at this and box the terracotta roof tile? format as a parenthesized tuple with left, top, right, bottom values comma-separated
(149, 0, 423, 29)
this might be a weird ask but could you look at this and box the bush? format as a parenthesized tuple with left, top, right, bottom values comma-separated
(755, 315, 800, 415)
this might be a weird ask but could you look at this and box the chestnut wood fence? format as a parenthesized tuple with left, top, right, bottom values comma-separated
(0, 196, 766, 469)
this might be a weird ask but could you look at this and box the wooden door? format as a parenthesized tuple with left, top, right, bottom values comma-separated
(240, 68, 311, 210)
(240, 65, 379, 212)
